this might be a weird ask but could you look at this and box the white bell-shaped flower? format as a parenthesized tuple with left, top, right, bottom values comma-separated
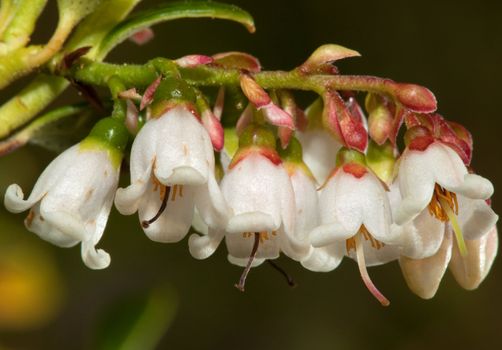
(190, 152, 308, 263)
(395, 141, 493, 226)
(115, 106, 229, 243)
(189, 127, 309, 290)
(310, 149, 399, 306)
(399, 202, 497, 299)
(4, 118, 128, 269)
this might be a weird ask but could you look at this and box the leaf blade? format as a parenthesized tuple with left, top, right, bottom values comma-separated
(98, 1, 255, 56)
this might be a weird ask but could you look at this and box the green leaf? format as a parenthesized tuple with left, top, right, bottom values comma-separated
(94, 286, 178, 350)
(0, 103, 94, 156)
(0, 0, 140, 139)
(98, 1, 255, 56)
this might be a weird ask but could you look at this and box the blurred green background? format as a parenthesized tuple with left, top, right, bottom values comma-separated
(1, 0, 502, 349)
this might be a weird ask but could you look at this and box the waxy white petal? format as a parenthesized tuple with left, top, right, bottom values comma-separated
(221, 154, 287, 233)
(297, 129, 341, 184)
(189, 228, 225, 260)
(138, 182, 195, 243)
(396, 142, 494, 225)
(458, 196, 498, 240)
(4, 145, 119, 269)
(389, 182, 445, 259)
(301, 243, 344, 272)
(316, 169, 395, 244)
(450, 226, 498, 290)
(399, 229, 453, 299)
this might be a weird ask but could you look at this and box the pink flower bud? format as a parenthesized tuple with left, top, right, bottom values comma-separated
(175, 55, 214, 68)
(129, 27, 154, 46)
(322, 90, 367, 152)
(213, 51, 261, 72)
(394, 83, 437, 113)
(201, 109, 224, 151)
(239, 74, 295, 129)
(140, 76, 162, 110)
(299, 44, 360, 74)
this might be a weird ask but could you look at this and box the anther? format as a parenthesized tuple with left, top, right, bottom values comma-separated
(235, 232, 260, 292)
(142, 185, 171, 228)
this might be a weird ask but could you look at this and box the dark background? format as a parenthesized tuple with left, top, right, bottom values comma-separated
(1, 0, 502, 349)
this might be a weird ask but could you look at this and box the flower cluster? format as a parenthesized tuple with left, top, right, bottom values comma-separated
(3, 47, 498, 306)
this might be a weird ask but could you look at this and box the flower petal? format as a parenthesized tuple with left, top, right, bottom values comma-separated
(138, 183, 195, 243)
(81, 242, 111, 270)
(301, 244, 344, 272)
(25, 204, 79, 248)
(225, 232, 280, 260)
(310, 222, 357, 247)
(115, 166, 152, 215)
(399, 229, 453, 299)
(297, 129, 341, 184)
(226, 212, 278, 234)
(189, 228, 225, 260)
(449, 226, 498, 290)
(447, 174, 494, 201)
(221, 154, 285, 232)
(4, 145, 80, 213)
(458, 196, 498, 240)
(193, 171, 231, 230)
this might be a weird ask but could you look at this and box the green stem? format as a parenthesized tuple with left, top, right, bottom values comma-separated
(107, 75, 127, 121)
(68, 60, 399, 99)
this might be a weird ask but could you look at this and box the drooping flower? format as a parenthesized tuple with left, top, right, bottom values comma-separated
(278, 139, 344, 272)
(395, 128, 494, 259)
(4, 118, 129, 269)
(396, 189, 498, 298)
(189, 126, 310, 290)
(114, 103, 229, 243)
(310, 148, 400, 305)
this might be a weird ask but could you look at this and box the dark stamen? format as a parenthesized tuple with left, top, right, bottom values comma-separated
(142, 186, 171, 228)
(235, 232, 260, 292)
(267, 260, 297, 288)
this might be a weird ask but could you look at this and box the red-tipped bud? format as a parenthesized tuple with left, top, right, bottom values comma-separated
(261, 103, 295, 130)
(213, 51, 261, 72)
(435, 116, 472, 165)
(394, 83, 437, 113)
(239, 73, 271, 107)
(129, 27, 154, 46)
(240, 74, 295, 129)
(201, 109, 224, 151)
(323, 90, 367, 152)
(299, 44, 360, 74)
(175, 55, 214, 68)
(140, 76, 162, 110)
(447, 121, 473, 150)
